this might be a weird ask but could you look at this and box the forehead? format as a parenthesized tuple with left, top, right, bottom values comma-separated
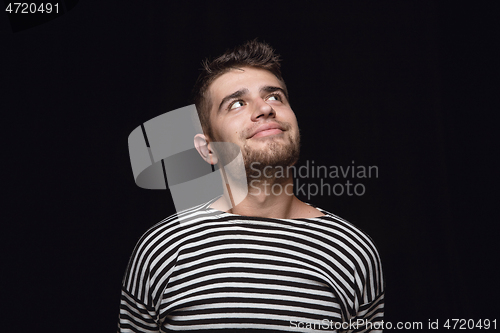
(209, 67, 283, 105)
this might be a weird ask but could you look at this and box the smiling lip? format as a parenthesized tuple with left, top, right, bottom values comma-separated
(252, 128, 283, 138)
(248, 123, 284, 139)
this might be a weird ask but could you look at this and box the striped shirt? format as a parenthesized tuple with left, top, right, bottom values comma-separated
(118, 198, 384, 332)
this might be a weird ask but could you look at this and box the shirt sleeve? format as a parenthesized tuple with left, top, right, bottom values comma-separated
(349, 227, 385, 333)
(117, 229, 164, 333)
(351, 291, 385, 333)
(118, 287, 161, 333)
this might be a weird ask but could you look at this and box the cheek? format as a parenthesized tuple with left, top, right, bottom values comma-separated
(229, 119, 246, 137)
(284, 110, 299, 127)
(217, 120, 240, 141)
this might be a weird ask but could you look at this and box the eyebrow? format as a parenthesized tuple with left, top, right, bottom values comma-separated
(217, 85, 289, 113)
(218, 88, 249, 114)
(260, 86, 289, 101)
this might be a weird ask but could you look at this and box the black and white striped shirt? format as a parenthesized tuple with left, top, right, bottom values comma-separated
(118, 198, 384, 332)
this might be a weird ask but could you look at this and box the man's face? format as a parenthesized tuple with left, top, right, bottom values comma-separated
(207, 67, 300, 180)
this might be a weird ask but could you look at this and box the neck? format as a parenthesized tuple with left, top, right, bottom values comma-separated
(213, 175, 324, 219)
(234, 177, 296, 218)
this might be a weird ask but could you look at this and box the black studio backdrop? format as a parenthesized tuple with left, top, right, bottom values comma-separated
(2, 1, 499, 332)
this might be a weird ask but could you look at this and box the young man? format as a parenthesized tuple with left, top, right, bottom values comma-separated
(119, 40, 384, 332)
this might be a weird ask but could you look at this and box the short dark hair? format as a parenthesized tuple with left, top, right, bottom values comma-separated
(192, 39, 287, 140)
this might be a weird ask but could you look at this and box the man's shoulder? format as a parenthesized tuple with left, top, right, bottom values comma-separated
(306, 204, 361, 232)
(139, 200, 221, 244)
(310, 206, 383, 286)
(123, 200, 223, 284)
(306, 205, 381, 255)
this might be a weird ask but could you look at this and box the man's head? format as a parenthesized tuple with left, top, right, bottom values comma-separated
(193, 40, 300, 182)
(193, 40, 288, 140)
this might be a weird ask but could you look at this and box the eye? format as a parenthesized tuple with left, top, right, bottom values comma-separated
(228, 100, 244, 110)
(266, 93, 282, 102)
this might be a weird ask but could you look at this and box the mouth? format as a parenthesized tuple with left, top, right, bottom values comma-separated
(251, 128, 283, 139)
(248, 123, 285, 139)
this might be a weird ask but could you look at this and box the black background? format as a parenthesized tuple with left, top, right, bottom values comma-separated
(2, 1, 499, 332)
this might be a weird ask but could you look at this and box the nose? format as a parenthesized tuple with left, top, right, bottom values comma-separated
(251, 97, 275, 121)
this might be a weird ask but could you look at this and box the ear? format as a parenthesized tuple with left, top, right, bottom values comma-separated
(194, 134, 218, 165)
